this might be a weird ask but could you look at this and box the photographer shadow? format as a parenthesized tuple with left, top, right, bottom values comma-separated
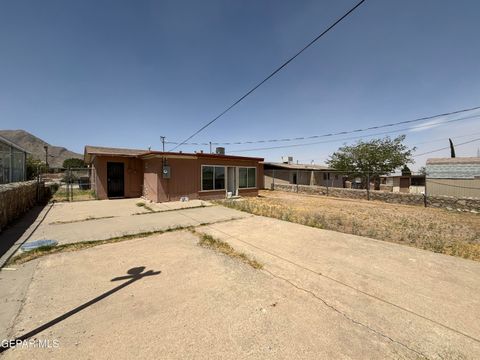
(0, 266, 161, 353)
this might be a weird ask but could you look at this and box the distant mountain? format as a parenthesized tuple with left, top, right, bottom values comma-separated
(0, 130, 82, 168)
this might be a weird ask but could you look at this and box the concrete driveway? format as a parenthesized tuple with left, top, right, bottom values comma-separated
(20, 199, 251, 246)
(1, 200, 479, 358)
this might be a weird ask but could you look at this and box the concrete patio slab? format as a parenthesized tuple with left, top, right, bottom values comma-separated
(196, 215, 480, 359)
(25, 205, 250, 246)
(0, 260, 39, 341)
(45, 198, 213, 225)
(45, 198, 152, 224)
(1, 231, 424, 359)
(2, 200, 479, 358)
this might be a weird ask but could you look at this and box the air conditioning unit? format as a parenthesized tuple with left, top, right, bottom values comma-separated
(281, 156, 293, 164)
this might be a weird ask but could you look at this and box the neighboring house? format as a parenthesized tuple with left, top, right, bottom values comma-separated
(425, 157, 480, 198)
(380, 174, 426, 194)
(84, 146, 264, 202)
(263, 160, 343, 188)
(0, 135, 28, 184)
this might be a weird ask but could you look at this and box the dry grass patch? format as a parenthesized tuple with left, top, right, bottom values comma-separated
(218, 191, 480, 261)
(8, 226, 192, 265)
(197, 233, 263, 269)
(51, 189, 96, 202)
(49, 215, 115, 225)
(132, 203, 207, 216)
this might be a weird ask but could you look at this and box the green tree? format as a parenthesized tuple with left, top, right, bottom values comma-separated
(401, 165, 412, 176)
(62, 158, 85, 169)
(26, 156, 46, 180)
(326, 135, 415, 189)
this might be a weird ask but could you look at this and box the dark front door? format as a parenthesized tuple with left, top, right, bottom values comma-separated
(107, 162, 125, 198)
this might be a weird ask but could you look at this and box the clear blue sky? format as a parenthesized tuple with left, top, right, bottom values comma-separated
(1, 0, 479, 169)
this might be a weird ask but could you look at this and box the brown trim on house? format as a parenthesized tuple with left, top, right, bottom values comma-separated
(140, 151, 263, 162)
(85, 145, 263, 202)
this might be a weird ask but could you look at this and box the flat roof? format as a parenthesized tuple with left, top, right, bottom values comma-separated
(263, 162, 331, 171)
(426, 157, 480, 165)
(84, 146, 263, 163)
(380, 174, 425, 178)
(84, 145, 147, 163)
(141, 151, 263, 161)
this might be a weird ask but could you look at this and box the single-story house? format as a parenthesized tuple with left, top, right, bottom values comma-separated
(380, 174, 425, 194)
(425, 157, 480, 198)
(84, 146, 264, 202)
(0, 135, 28, 184)
(263, 160, 343, 188)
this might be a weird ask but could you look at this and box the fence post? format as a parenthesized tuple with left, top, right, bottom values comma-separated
(71, 168, 75, 202)
(296, 170, 299, 193)
(366, 173, 370, 201)
(326, 172, 329, 196)
(424, 178, 428, 208)
(67, 167, 71, 202)
(71, 168, 74, 202)
(272, 169, 275, 190)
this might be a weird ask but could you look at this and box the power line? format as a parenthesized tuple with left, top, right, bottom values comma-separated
(414, 137, 480, 157)
(228, 114, 480, 153)
(411, 130, 480, 146)
(169, 0, 367, 151)
(166, 105, 480, 147)
(293, 132, 480, 164)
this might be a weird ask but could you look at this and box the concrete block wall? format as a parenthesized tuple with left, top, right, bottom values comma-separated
(272, 183, 480, 212)
(0, 181, 42, 232)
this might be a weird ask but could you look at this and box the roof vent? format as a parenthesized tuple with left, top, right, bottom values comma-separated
(216, 147, 225, 155)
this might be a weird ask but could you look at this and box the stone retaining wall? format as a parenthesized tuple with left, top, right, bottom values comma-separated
(0, 181, 46, 232)
(272, 183, 480, 212)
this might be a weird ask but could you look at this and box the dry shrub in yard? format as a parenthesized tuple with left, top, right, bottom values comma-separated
(218, 191, 480, 261)
(197, 233, 263, 269)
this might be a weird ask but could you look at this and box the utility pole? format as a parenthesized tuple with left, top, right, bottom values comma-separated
(160, 136, 166, 152)
(209, 142, 212, 154)
(43, 145, 49, 171)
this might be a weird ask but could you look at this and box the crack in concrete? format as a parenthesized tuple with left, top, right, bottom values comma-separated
(207, 223, 480, 345)
(5, 260, 41, 340)
(262, 268, 429, 359)
(199, 222, 480, 358)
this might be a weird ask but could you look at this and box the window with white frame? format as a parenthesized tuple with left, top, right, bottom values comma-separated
(202, 165, 225, 191)
(239, 167, 256, 188)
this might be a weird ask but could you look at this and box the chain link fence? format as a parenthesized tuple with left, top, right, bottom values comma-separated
(264, 169, 368, 190)
(264, 168, 480, 202)
(40, 167, 96, 202)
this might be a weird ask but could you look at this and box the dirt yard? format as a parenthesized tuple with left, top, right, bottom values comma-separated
(220, 190, 480, 261)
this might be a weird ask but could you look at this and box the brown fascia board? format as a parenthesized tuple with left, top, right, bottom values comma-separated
(84, 152, 144, 164)
(140, 151, 264, 162)
(84, 146, 264, 163)
(84, 145, 149, 163)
